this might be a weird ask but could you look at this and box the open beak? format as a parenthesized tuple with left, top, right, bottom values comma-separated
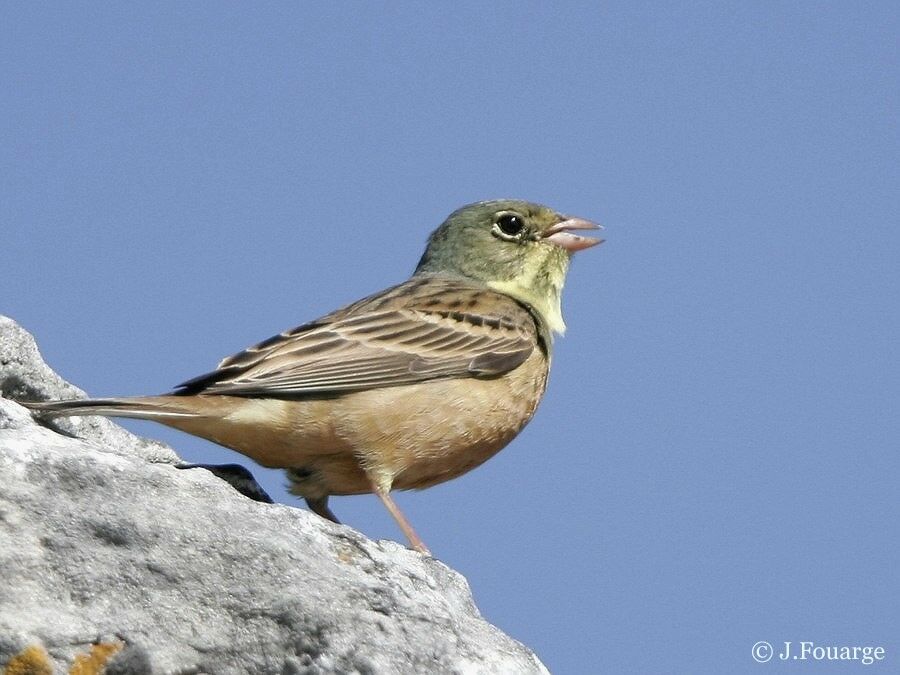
(541, 217, 604, 252)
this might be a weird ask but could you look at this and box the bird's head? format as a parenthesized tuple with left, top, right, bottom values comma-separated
(415, 199, 602, 335)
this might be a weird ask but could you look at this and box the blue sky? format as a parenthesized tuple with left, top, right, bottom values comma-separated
(2, 3, 897, 673)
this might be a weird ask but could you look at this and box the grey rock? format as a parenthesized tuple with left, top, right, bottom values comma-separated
(0, 316, 178, 465)
(0, 316, 548, 675)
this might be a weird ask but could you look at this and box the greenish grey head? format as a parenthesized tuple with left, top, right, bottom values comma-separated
(415, 199, 602, 334)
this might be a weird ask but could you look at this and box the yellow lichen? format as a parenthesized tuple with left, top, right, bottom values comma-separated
(68, 641, 123, 675)
(2, 645, 53, 675)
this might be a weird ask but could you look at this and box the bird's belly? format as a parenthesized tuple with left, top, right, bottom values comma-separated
(173, 351, 548, 497)
(331, 350, 549, 492)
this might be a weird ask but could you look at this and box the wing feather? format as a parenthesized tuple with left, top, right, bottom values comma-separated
(174, 274, 542, 398)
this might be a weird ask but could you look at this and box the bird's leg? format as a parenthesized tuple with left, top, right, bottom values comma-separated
(370, 483, 431, 555)
(305, 496, 340, 524)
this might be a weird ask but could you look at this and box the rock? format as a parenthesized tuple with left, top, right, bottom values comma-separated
(0, 316, 548, 675)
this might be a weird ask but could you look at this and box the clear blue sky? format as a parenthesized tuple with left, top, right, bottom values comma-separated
(3, 3, 897, 673)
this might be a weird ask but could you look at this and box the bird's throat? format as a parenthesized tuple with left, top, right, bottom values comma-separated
(488, 272, 566, 336)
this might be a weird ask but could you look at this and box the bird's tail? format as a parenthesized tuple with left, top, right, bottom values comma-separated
(21, 396, 202, 421)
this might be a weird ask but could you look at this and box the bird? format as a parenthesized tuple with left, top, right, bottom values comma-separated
(23, 199, 602, 554)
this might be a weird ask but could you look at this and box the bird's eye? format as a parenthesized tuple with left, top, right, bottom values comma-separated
(493, 213, 527, 240)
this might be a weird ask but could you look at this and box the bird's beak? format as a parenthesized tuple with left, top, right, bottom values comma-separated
(541, 217, 604, 252)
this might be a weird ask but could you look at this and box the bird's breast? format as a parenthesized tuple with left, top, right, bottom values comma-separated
(331, 348, 550, 491)
(182, 350, 550, 496)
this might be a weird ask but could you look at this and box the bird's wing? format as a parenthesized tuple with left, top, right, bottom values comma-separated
(174, 274, 542, 398)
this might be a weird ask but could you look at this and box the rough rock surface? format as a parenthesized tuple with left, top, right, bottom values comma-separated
(0, 316, 547, 675)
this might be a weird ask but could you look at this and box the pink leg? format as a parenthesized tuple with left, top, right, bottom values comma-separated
(371, 484, 431, 555)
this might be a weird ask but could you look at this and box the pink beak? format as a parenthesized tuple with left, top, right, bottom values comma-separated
(541, 217, 604, 252)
